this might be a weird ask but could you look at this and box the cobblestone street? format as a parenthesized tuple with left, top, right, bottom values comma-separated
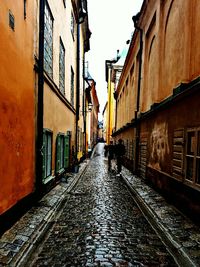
(26, 143, 177, 267)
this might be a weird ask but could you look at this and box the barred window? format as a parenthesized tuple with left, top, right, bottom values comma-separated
(44, 3, 53, 78)
(59, 39, 65, 94)
(70, 67, 74, 106)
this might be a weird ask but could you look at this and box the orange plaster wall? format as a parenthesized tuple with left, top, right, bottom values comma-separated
(140, 0, 191, 113)
(0, 1, 35, 214)
(190, 0, 200, 79)
(162, 0, 187, 97)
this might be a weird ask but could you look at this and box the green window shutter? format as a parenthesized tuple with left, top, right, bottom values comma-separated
(55, 134, 61, 174)
(42, 131, 47, 181)
(64, 135, 69, 168)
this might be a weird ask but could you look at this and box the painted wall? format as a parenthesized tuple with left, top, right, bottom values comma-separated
(112, 0, 200, 219)
(0, 1, 35, 214)
(141, 88, 200, 220)
(43, 84, 75, 174)
(140, 0, 199, 113)
(42, 0, 78, 173)
(115, 34, 140, 131)
(106, 71, 115, 144)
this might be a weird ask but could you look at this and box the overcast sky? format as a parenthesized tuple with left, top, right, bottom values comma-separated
(86, 0, 143, 119)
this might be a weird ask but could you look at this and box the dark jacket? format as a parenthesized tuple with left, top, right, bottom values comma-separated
(115, 143, 125, 157)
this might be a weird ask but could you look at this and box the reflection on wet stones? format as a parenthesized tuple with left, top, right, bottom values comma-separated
(28, 143, 177, 267)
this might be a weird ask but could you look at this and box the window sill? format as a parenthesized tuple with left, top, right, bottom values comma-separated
(57, 168, 65, 175)
(43, 175, 55, 185)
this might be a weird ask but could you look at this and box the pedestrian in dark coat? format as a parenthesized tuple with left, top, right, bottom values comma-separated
(107, 141, 115, 171)
(115, 139, 125, 174)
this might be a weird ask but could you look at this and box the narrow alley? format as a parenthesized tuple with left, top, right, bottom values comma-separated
(24, 143, 176, 267)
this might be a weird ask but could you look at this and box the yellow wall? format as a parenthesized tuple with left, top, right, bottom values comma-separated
(0, 1, 35, 214)
(107, 70, 115, 144)
(42, 0, 78, 170)
(43, 83, 75, 173)
(140, 0, 196, 113)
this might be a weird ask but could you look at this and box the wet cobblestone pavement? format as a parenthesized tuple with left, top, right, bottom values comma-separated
(27, 144, 177, 267)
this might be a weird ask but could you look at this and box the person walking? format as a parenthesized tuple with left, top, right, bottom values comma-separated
(107, 140, 115, 171)
(115, 139, 125, 174)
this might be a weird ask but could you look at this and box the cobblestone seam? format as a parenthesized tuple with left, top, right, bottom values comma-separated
(121, 167, 199, 267)
(0, 160, 89, 267)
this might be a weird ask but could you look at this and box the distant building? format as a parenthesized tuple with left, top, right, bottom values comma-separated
(105, 51, 120, 144)
(97, 121, 104, 141)
(85, 73, 99, 155)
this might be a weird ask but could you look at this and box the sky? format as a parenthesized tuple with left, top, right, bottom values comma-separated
(86, 0, 143, 119)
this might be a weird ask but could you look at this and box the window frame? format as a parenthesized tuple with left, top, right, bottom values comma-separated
(70, 66, 75, 106)
(59, 38, 65, 95)
(55, 133, 70, 174)
(44, 1, 54, 78)
(185, 127, 200, 188)
(43, 129, 53, 183)
(70, 11, 75, 40)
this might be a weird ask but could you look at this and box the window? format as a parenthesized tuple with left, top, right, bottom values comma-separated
(9, 11, 15, 31)
(185, 128, 200, 186)
(42, 130, 52, 181)
(71, 12, 75, 39)
(70, 67, 74, 106)
(44, 2, 53, 78)
(60, 135, 65, 169)
(55, 134, 70, 174)
(59, 39, 65, 94)
(24, 0, 27, 19)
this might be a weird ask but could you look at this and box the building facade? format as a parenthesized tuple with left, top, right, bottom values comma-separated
(36, 0, 90, 185)
(113, 0, 200, 221)
(0, 0, 36, 215)
(0, 0, 90, 222)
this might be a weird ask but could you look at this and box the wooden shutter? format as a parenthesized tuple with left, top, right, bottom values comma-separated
(55, 134, 61, 174)
(172, 128, 184, 180)
(64, 135, 70, 168)
(42, 131, 47, 181)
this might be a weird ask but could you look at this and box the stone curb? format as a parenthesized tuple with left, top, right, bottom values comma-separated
(121, 168, 198, 267)
(0, 160, 90, 267)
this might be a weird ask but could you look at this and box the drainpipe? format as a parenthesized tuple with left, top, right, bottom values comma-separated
(75, 0, 87, 162)
(132, 12, 143, 174)
(36, 0, 45, 196)
(83, 55, 86, 158)
(114, 91, 118, 133)
(75, 22, 80, 161)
